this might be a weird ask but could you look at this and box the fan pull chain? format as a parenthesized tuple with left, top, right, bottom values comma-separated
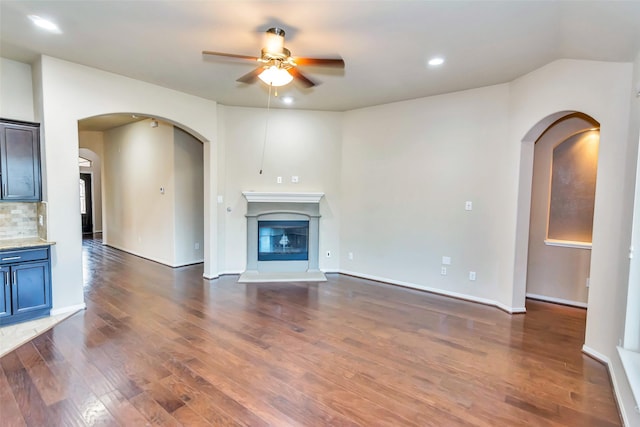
(259, 83, 273, 174)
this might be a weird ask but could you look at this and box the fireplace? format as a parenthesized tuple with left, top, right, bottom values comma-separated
(239, 192, 326, 282)
(258, 220, 309, 261)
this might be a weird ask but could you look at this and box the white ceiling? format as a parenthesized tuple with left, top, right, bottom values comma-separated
(1, 1, 640, 113)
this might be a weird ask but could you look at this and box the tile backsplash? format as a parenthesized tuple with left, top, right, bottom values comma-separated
(0, 202, 42, 240)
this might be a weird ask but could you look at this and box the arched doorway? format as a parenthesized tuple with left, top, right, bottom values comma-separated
(78, 113, 205, 268)
(78, 148, 101, 234)
(525, 113, 600, 308)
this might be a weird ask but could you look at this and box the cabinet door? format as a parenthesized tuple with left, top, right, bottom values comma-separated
(11, 261, 50, 315)
(0, 266, 10, 318)
(0, 122, 41, 201)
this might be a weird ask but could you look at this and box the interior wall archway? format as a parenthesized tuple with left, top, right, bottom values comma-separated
(35, 55, 219, 316)
(507, 59, 636, 425)
(514, 111, 599, 307)
(524, 112, 600, 307)
(78, 113, 206, 268)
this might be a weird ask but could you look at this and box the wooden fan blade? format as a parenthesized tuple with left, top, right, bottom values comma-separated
(293, 57, 345, 68)
(289, 67, 316, 88)
(202, 51, 259, 61)
(236, 67, 264, 84)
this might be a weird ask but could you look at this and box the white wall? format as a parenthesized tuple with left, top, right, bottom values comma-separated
(104, 119, 176, 265)
(217, 105, 342, 274)
(526, 116, 595, 306)
(0, 58, 34, 121)
(624, 53, 640, 352)
(174, 127, 204, 266)
(31, 55, 218, 315)
(510, 59, 637, 426)
(341, 84, 517, 310)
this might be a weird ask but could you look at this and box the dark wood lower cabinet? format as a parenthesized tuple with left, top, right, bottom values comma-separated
(0, 246, 51, 325)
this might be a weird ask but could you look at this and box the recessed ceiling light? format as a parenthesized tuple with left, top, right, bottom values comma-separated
(282, 96, 294, 105)
(28, 15, 61, 33)
(428, 57, 445, 66)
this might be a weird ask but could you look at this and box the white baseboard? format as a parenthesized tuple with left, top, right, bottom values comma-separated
(339, 269, 525, 314)
(583, 345, 630, 426)
(50, 302, 86, 316)
(618, 347, 640, 422)
(526, 293, 588, 308)
(103, 243, 203, 268)
(173, 259, 205, 268)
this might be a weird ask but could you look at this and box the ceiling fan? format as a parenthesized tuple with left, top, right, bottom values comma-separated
(202, 27, 345, 88)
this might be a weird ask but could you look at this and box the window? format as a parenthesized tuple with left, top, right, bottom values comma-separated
(79, 156, 91, 168)
(79, 178, 86, 214)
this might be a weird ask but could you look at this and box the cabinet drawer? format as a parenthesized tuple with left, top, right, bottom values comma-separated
(0, 248, 49, 264)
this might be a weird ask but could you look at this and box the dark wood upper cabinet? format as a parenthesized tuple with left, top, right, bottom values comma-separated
(0, 119, 42, 202)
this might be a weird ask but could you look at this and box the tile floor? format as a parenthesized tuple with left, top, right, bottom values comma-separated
(0, 310, 80, 357)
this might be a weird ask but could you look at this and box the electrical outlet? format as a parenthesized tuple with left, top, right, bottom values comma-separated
(38, 215, 44, 226)
(586, 277, 590, 288)
(442, 256, 451, 265)
(291, 176, 299, 183)
(465, 201, 473, 211)
(326, 251, 331, 258)
(469, 271, 476, 281)
(195, 243, 200, 250)
(441, 266, 447, 275)
(348, 252, 354, 260)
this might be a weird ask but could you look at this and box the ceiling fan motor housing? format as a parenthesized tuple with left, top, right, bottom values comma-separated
(265, 27, 287, 55)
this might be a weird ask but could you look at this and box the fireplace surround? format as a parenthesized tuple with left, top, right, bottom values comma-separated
(239, 192, 326, 283)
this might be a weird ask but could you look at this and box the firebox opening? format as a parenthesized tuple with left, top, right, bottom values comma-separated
(258, 220, 309, 261)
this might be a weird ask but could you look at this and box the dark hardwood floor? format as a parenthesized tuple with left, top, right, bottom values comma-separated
(0, 236, 621, 426)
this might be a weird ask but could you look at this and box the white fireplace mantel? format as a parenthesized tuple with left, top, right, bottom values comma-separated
(239, 191, 326, 283)
(242, 191, 324, 204)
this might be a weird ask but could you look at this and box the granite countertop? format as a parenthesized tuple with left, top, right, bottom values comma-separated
(0, 238, 56, 251)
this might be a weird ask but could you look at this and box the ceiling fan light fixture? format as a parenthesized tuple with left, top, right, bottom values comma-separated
(258, 66, 293, 87)
(264, 27, 286, 55)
